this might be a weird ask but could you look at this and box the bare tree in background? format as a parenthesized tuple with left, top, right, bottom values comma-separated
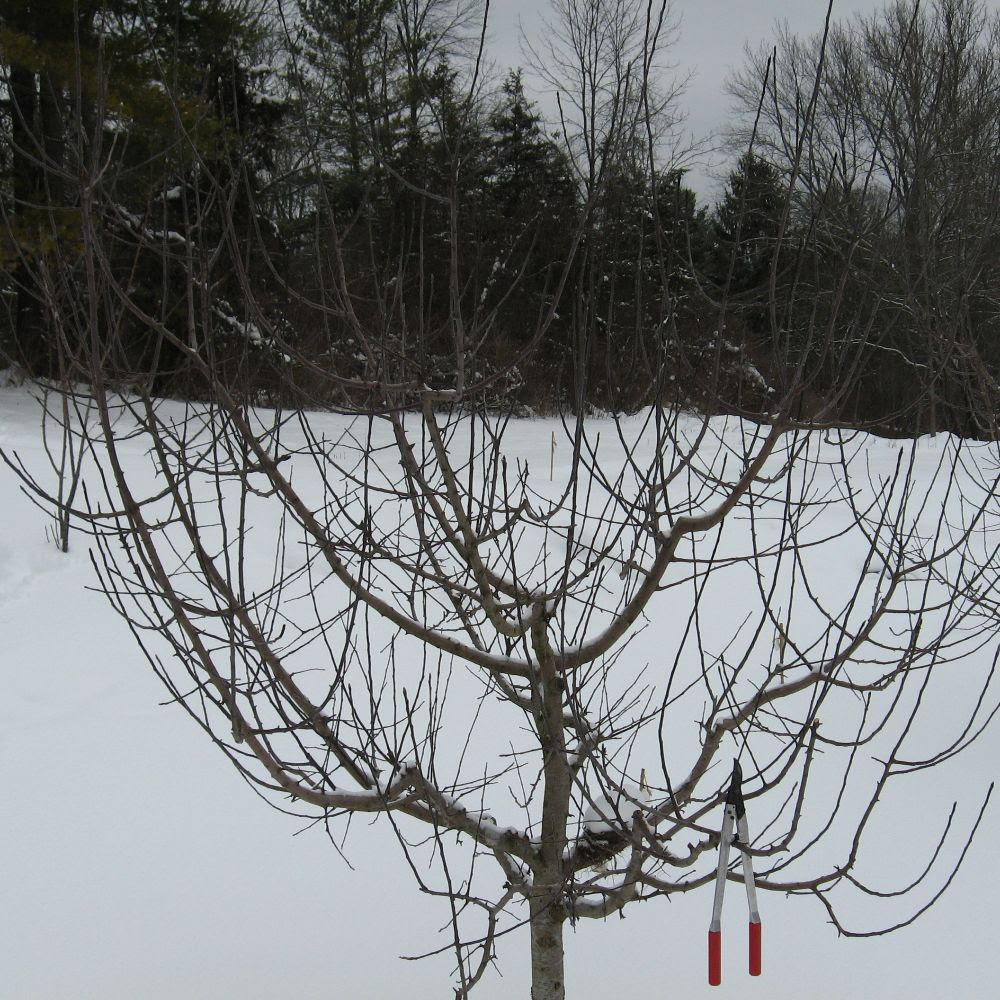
(525, 0, 688, 193)
(727, 0, 1000, 434)
(5, 3, 1000, 999)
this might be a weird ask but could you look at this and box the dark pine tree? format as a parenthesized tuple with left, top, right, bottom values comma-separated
(712, 152, 784, 304)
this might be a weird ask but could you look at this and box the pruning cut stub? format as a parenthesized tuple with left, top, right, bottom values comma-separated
(708, 760, 762, 986)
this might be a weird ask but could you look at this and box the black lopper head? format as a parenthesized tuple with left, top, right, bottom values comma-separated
(725, 759, 746, 820)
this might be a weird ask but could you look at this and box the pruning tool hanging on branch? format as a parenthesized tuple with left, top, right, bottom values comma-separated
(708, 760, 762, 986)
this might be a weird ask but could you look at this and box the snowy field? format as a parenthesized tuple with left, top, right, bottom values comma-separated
(2, 382, 998, 999)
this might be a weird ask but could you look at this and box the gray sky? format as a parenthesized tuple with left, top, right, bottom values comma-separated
(484, 0, 994, 203)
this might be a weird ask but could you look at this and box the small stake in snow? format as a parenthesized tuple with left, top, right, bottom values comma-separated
(550, 431, 556, 482)
(708, 760, 762, 986)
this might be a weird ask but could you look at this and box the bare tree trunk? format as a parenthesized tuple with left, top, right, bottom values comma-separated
(529, 890, 566, 1000)
(530, 610, 571, 1000)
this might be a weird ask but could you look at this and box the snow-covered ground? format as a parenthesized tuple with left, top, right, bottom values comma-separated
(1, 383, 997, 999)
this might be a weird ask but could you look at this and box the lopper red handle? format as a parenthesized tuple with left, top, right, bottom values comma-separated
(749, 920, 762, 976)
(708, 929, 722, 986)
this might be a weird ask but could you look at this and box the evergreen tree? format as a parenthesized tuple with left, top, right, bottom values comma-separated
(712, 151, 783, 299)
(105, 1, 289, 394)
(488, 71, 574, 220)
(477, 70, 577, 404)
(0, 1, 288, 391)
(0, 0, 101, 374)
(296, 0, 395, 196)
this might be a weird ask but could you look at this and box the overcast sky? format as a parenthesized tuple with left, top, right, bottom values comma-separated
(483, 0, 985, 203)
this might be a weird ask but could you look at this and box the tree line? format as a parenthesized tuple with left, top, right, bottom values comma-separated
(2, 0, 999, 435)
